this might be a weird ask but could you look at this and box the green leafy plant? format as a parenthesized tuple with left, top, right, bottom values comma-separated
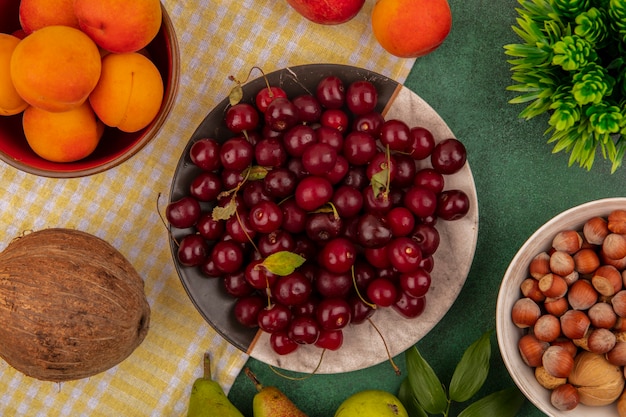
(398, 331, 525, 417)
(505, 0, 626, 172)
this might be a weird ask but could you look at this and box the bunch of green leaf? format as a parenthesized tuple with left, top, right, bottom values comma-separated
(504, 0, 626, 172)
(398, 331, 525, 417)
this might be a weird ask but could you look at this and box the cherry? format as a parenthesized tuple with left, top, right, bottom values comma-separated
(431, 138, 467, 175)
(270, 331, 299, 355)
(196, 213, 224, 241)
(295, 175, 334, 211)
(264, 97, 299, 131)
(437, 189, 470, 220)
(288, 316, 320, 344)
(305, 212, 343, 244)
(346, 80, 378, 115)
(255, 138, 287, 167)
(364, 246, 391, 269)
(280, 199, 307, 234)
(380, 119, 411, 152)
(315, 329, 344, 350)
(315, 268, 353, 298)
(366, 152, 397, 183)
(367, 278, 397, 307)
(257, 229, 295, 257)
(292, 94, 322, 123)
(352, 111, 384, 138)
(255, 86, 287, 113)
(411, 223, 440, 257)
(324, 154, 349, 184)
(211, 240, 244, 273)
(349, 295, 375, 324)
(177, 234, 209, 267)
(343, 131, 377, 165)
(189, 138, 221, 171)
(316, 126, 344, 153)
(392, 153, 417, 188)
(245, 259, 278, 289)
(399, 268, 431, 298)
(223, 271, 255, 297)
(219, 136, 254, 171)
(353, 260, 376, 291)
(318, 237, 357, 274)
(234, 295, 265, 327)
(387, 237, 422, 273)
(292, 295, 319, 317)
(242, 180, 272, 208)
(302, 142, 337, 176)
(272, 271, 312, 306)
(283, 124, 317, 157)
(258, 303, 292, 333)
(166, 196, 201, 229)
(316, 75, 345, 109)
(321, 108, 349, 132)
(225, 211, 256, 243)
(264, 168, 297, 199)
(316, 298, 351, 330)
(362, 186, 393, 214)
(408, 127, 435, 159)
(404, 186, 438, 219)
(249, 200, 283, 234)
(190, 171, 222, 202)
(225, 103, 259, 133)
(332, 185, 364, 218)
(414, 168, 445, 194)
(356, 213, 392, 248)
(393, 292, 426, 318)
(341, 165, 368, 189)
(386, 206, 416, 237)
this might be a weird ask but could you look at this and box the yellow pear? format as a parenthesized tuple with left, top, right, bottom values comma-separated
(334, 390, 409, 417)
(245, 368, 308, 417)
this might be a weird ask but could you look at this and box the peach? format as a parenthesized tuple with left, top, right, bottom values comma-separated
(73, 0, 162, 53)
(0, 34, 28, 116)
(23, 101, 104, 163)
(10, 25, 101, 113)
(89, 52, 164, 133)
(19, 0, 80, 34)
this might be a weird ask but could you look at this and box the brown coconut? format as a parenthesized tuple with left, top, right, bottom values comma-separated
(0, 228, 150, 381)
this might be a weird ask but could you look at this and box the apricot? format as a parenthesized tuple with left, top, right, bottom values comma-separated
(74, 0, 162, 53)
(19, 0, 80, 34)
(23, 102, 104, 163)
(10, 25, 101, 113)
(89, 52, 164, 133)
(371, 0, 452, 58)
(0, 34, 28, 116)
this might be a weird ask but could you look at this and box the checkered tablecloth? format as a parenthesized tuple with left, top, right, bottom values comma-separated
(0, 1, 414, 415)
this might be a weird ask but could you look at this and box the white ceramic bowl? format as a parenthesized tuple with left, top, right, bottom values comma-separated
(496, 197, 626, 416)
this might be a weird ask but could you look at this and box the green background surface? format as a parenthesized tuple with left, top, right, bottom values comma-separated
(228, 1, 626, 416)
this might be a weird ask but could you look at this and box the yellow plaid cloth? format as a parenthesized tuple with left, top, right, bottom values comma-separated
(0, 0, 414, 415)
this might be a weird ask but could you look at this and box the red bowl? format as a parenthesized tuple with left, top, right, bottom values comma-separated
(0, 1, 180, 178)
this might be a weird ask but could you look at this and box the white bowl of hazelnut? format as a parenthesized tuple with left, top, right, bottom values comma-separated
(496, 198, 626, 416)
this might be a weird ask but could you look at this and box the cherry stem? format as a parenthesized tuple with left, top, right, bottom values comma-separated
(368, 317, 401, 376)
(155, 192, 179, 246)
(244, 367, 263, 392)
(268, 349, 326, 381)
(351, 265, 377, 309)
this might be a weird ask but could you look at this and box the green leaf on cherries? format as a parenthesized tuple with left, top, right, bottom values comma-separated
(229, 84, 243, 106)
(260, 251, 306, 276)
(211, 198, 237, 221)
(245, 165, 269, 181)
(370, 167, 389, 199)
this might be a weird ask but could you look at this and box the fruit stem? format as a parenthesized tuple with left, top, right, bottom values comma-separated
(269, 349, 325, 381)
(155, 192, 179, 246)
(244, 367, 263, 392)
(351, 265, 377, 309)
(368, 318, 401, 376)
(203, 352, 212, 380)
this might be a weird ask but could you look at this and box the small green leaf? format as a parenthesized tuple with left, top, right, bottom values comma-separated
(449, 331, 492, 403)
(457, 387, 525, 417)
(370, 167, 388, 198)
(405, 346, 448, 415)
(211, 198, 237, 220)
(245, 165, 269, 181)
(259, 251, 306, 276)
(398, 377, 428, 417)
(229, 84, 243, 106)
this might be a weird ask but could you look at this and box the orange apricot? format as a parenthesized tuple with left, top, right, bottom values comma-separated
(19, 0, 80, 34)
(0, 33, 28, 116)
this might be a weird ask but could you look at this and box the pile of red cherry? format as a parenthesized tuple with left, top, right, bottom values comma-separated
(166, 74, 470, 355)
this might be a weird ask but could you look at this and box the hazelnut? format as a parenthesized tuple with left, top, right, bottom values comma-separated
(562, 270, 579, 286)
(608, 209, 626, 234)
(549, 250, 575, 277)
(544, 296, 569, 317)
(588, 302, 617, 329)
(511, 297, 541, 328)
(552, 230, 583, 254)
(529, 251, 551, 280)
(518, 334, 549, 367)
(568, 351, 625, 406)
(591, 264, 623, 296)
(583, 216, 609, 245)
(614, 317, 626, 332)
(538, 273, 568, 298)
(519, 278, 545, 303)
(601, 250, 626, 270)
(535, 366, 566, 390)
(567, 279, 597, 311)
(551, 337, 578, 357)
(606, 341, 626, 366)
(572, 248, 600, 275)
(542, 345, 574, 378)
(612, 290, 626, 317)
(587, 328, 616, 354)
(560, 309, 591, 340)
(573, 329, 590, 351)
(533, 314, 561, 342)
(550, 383, 580, 411)
(602, 233, 626, 260)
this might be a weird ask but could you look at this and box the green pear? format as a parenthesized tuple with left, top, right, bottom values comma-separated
(245, 367, 308, 417)
(334, 390, 409, 417)
(186, 353, 244, 417)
